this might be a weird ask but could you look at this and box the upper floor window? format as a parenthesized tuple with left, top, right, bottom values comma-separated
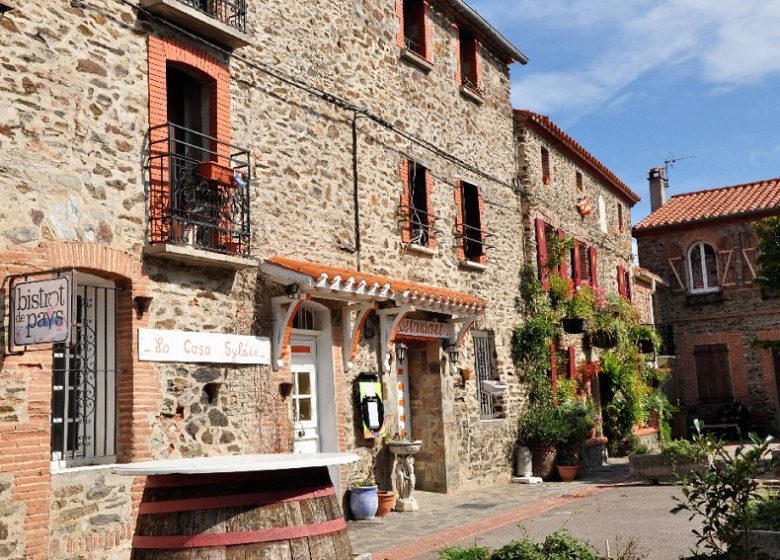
(458, 28, 480, 92)
(688, 242, 719, 293)
(598, 195, 607, 233)
(400, 160, 436, 249)
(458, 181, 486, 264)
(617, 203, 624, 233)
(541, 147, 551, 185)
(575, 171, 583, 192)
(402, 0, 428, 59)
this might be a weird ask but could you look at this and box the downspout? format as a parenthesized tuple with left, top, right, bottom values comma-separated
(352, 110, 362, 272)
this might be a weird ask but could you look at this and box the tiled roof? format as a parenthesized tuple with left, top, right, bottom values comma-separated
(633, 177, 780, 233)
(264, 256, 487, 312)
(515, 110, 640, 205)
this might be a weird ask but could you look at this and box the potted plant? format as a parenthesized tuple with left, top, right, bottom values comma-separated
(562, 285, 595, 334)
(518, 403, 567, 480)
(630, 323, 660, 354)
(556, 449, 580, 481)
(555, 401, 594, 481)
(376, 488, 395, 517)
(349, 476, 378, 520)
(548, 272, 571, 310)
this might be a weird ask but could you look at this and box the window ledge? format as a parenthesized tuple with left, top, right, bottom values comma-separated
(400, 48, 434, 73)
(459, 85, 485, 105)
(459, 260, 487, 272)
(406, 244, 436, 256)
(143, 243, 257, 270)
(51, 461, 118, 475)
(479, 417, 506, 425)
(140, 0, 250, 48)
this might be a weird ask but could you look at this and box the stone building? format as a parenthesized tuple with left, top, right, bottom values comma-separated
(634, 169, 780, 435)
(0, 0, 535, 558)
(514, 110, 641, 371)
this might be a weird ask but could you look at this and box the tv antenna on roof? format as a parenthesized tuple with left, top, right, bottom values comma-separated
(663, 154, 695, 190)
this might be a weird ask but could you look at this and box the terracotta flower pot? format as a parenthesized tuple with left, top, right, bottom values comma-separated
(376, 490, 396, 517)
(531, 446, 557, 480)
(557, 464, 579, 482)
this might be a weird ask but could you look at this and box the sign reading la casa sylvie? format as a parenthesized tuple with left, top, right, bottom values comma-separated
(138, 328, 271, 365)
(12, 276, 71, 346)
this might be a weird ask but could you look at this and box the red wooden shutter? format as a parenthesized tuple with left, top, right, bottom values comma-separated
(399, 159, 411, 243)
(589, 247, 599, 288)
(477, 184, 487, 265)
(717, 234, 736, 287)
(573, 241, 582, 285)
(453, 180, 465, 261)
(740, 231, 757, 284)
(567, 346, 576, 380)
(666, 243, 686, 292)
(625, 268, 632, 302)
(558, 229, 568, 278)
(535, 217, 549, 288)
(617, 265, 625, 297)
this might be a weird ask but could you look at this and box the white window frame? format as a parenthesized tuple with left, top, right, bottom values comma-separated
(687, 242, 719, 294)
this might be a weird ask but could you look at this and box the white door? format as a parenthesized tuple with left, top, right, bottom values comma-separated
(397, 353, 412, 438)
(291, 337, 319, 454)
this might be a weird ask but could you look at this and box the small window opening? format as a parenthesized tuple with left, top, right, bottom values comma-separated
(408, 162, 430, 246)
(403, 0, 426, 57)
(576, 171, 583, 192)
(461, 181, 483, 261)
(541, 147, 551, 184)
(459, 29, 479, 90)
(293, 308, 316, 330)
(617, 203, 624, 232)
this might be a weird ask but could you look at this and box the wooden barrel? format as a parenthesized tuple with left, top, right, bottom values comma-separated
(131, 466, 352, 560)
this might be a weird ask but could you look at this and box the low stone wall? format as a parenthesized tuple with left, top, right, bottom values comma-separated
(582, 437, 608, 472)
(634, 427, 660, 452)
(752, 530, 780, 559)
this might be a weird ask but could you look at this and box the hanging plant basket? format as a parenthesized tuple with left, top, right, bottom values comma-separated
(562, 317, 586, 334)
(638, 339, 655, 354)
(589, 330, 617, 349)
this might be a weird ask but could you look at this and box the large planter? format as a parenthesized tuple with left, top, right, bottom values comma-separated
(750, 530, 780, 559)
(557, 464, 580, 481)
(628, 453, 707, 483)
(349, 485, 378, 520)
(531, 446, 557, 480)
(562, 317, 586, 334)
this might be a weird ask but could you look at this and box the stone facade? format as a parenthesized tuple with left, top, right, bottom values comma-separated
(636, 218, 780, 434)
(0, 1, 533, 558)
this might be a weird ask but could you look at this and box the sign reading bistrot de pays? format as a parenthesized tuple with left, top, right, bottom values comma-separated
(138, 328, 271, 365)
(12, 276, 71, 346)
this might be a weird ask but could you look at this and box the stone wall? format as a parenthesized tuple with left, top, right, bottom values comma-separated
(636, 220, 780, 433)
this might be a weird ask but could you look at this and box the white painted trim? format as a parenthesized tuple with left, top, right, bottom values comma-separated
(378, 305, 415, 372)
(341, 303, 375, 372)
(406, 244, 437, 256)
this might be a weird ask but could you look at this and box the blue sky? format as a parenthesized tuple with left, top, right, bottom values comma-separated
(468, 0, 780, 223)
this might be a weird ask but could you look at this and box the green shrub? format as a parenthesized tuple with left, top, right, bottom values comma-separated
(746, 492, 780, 531)
(518, 402, 569, 449)
(660, 439, 707, 462)
(490, 538, 545, 560)
(548, 273, 571, 309)
(542, 531, 599, 560)
(439, 545, 490, 560)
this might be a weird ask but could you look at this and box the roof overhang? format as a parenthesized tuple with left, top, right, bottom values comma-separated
(443, 0, 528, 65)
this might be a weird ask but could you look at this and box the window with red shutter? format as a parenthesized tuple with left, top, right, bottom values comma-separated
(589, 247, 599, 287)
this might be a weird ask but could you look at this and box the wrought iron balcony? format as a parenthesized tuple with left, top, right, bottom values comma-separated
(398, 204, 442, 249)
(454, 222, 493, 263)
(140, 0, 249, 48)
(147, 122, 250, 259)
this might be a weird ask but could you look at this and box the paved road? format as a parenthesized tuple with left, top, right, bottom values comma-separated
(416, 481, 701, 560)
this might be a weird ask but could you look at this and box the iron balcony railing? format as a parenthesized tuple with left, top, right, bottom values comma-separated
(148, 122, 251, 257)
(398, 204, 442, 248)
(178, 0, 247, 33)
(454, 222, 493, 262)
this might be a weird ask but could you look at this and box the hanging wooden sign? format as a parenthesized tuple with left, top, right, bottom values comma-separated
(12, 276, 71, 346)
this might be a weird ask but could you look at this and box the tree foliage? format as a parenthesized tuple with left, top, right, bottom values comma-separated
(754, 217, 780, 295)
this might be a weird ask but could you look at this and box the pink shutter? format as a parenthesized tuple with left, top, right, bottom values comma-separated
(535, 218, 549, 288)
(589, 247, 599, 288)
(573, 241, 582, 285)
(558, 228, 568, 279)
(617, 265, 625, 298)
(567, 346, 576, 380)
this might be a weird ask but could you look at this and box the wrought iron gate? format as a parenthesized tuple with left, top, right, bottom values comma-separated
(51, 283, 117, 465)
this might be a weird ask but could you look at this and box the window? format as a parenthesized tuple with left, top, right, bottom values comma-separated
(459, 181, 486, 263)
(402, 0, 427, 58)
(578, 245, 592, 285)
(694, 344, 732, 401)
(51, 274, 117, 467)
(688, 242, 719, 293)
(458, 28, 480, 92)
(473, 331, 500, 419)
(598, 195, 607, 233)
(292, 308, 315, 330)
(401, 160, 435, 248)
(575, 171, 583, 192)
(617, 203, 624, 232)
(541, 147, 551, 184)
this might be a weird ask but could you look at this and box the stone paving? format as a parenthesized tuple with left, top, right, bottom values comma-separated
(347, 460, 629, 560)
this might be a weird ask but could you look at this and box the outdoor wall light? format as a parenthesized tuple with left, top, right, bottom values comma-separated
(133, 295, 153, 317)
(285, 283, 300, 299)
(395, 341, 408, 364)
(445, 343, 460, 367)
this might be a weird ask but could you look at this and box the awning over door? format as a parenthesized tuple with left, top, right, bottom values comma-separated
(260, 256, 486, 371)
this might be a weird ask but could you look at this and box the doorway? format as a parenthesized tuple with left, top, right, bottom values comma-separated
(291, 335, 318, 454)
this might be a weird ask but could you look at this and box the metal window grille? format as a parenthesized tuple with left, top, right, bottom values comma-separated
(51, 284, 117, 466)
(178, 0, 247, 33)
(473, 331, 498, 419)
(293, 308, 315, 331)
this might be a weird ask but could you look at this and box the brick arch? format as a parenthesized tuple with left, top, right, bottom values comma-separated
(677, 229, 720, 254)
(41, 241, 148, 293)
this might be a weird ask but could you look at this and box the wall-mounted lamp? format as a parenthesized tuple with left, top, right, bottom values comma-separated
(133, 295, 153, 317)
(285, 283, 300, 300)
(445, 343, 460, 368)
(279, 381, 294, 399)
(395, 341, 408, 364)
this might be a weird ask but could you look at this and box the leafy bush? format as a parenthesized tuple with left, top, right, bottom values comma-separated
(548, 273, 571, 309)
(490, 538, 545, 560)
(566, 285, 596, 321)
(755, 216, 780, 296)
(745, 492, 780, 531)
(517, 402, 569, 449)
(439, 545, 490, 560)
(599, 354, 648, 456)
(671, 428, 775, 558)
(542, 531, 599, 560)
(660, 439, 707, 463)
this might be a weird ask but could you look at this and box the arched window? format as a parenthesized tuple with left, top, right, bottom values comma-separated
(688, 242, 719, 292)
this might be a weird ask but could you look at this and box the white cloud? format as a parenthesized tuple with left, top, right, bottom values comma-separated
(470, 0, 780, 118)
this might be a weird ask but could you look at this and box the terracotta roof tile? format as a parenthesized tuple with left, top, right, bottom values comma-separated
(515, 110, 640, 204)
(265, 256, 488, 310)
(633, 177, 780, 233)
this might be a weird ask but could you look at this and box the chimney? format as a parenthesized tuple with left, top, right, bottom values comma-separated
(648, 167, 666, 212)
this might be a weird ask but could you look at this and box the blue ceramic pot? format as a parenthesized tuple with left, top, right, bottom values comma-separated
(349, 485, 378, 520)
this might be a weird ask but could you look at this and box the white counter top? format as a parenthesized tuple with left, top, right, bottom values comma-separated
(113, 452, 360, 476)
